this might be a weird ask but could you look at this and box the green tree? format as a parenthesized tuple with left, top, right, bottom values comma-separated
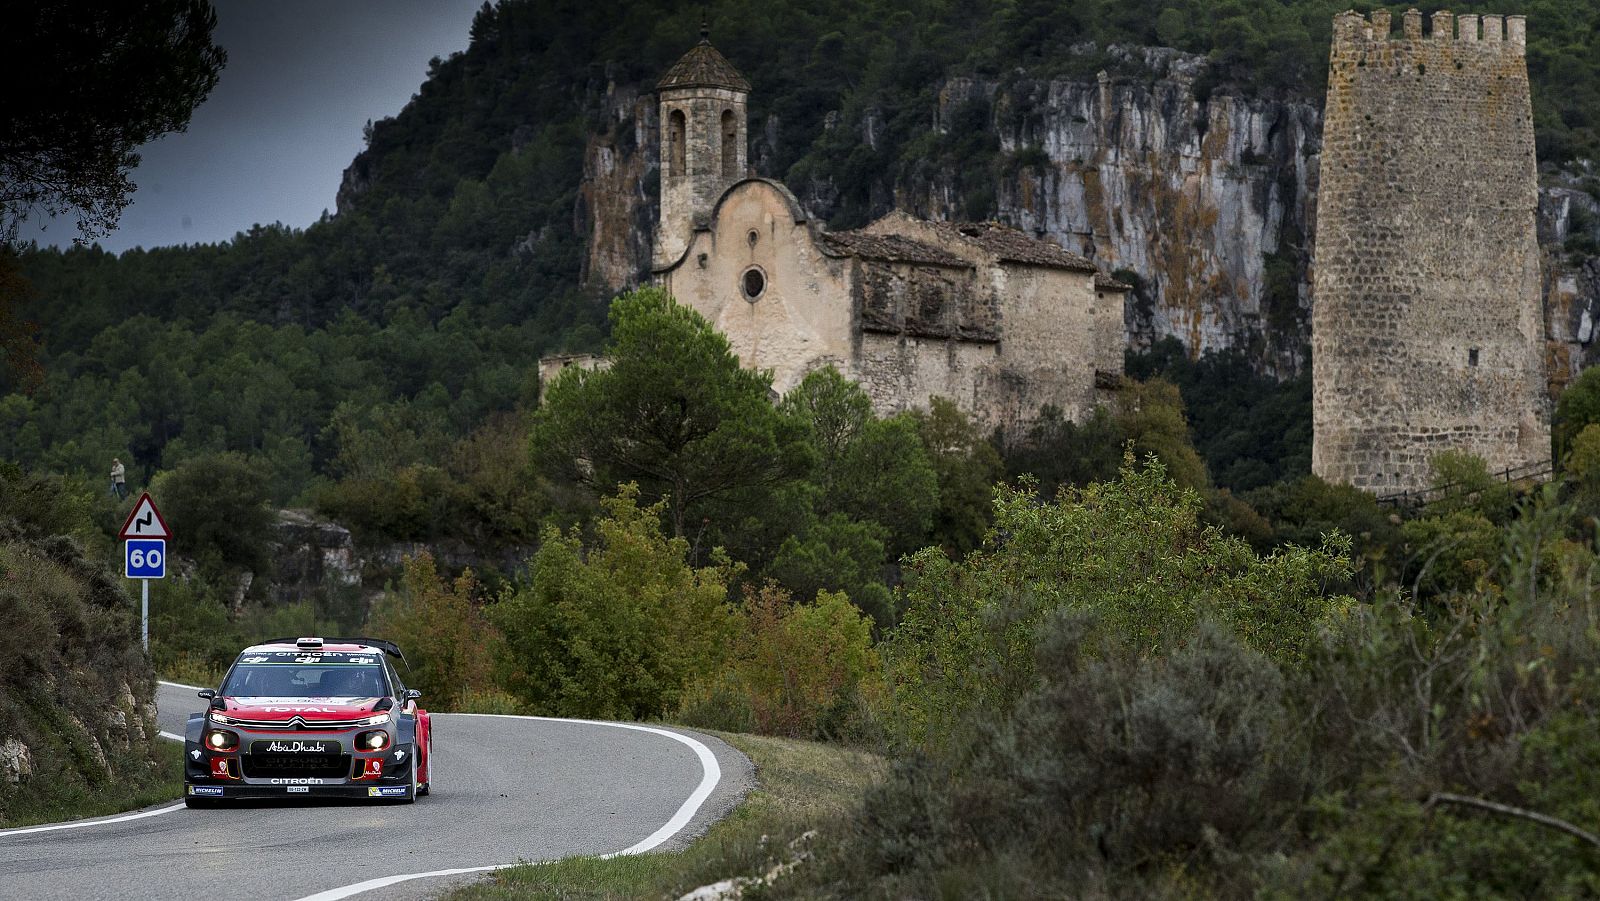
(767, 513, 895, 627)
(148, 451, 273, 575)
(1004, 404, 1123, 498)
(914, 397, 1003, 557)
(822, 414, 938, 557)
(530, 288, 810, 537)
(2, 0, 225, 242)
(777, 365, 871, 468)
(1556, 365, 1600, 463)
(370, 552, 499, 711)
(492, 485, 739, 719)
(1116, 377, 1209, 490)
(1564, 422, 1600, 513)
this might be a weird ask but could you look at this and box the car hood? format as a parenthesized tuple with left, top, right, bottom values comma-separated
(219, 697, 384, 721)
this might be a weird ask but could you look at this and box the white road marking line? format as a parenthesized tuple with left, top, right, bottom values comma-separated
(0, 697, 190, 839)
(290, 714, 724, 901)
(157, 679, 207, 691)
(0, 802, 185, 839)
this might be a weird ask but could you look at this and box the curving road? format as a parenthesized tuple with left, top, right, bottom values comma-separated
(0, 682, 753, 901)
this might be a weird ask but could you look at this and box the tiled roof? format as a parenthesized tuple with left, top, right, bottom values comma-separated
(931, 221, 1098, 272)
(820, 231, 972, 268)
(657, 39, 751, 92)
(1094, 272, 1133, 290)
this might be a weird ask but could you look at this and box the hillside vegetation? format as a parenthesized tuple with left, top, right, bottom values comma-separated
(0, 466, 173, 826)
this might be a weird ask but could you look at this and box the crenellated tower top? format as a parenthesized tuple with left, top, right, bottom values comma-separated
(1332, 8, 1526, 52)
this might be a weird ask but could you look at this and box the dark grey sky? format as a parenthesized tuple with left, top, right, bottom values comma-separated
(24, 0, 484, 253)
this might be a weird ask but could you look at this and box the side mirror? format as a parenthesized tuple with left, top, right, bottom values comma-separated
(197, 689, 215, 700)
(404, 689, 422, 701)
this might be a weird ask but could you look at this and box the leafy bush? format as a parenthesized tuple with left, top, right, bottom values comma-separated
(885, 453, 1352, 746)
(837, 616, 1301, 898)
(680, 584, 879, 740)
(773, 463, 1600, 899)
(369, 551, 500, 711)
(492, 485, 739, 719)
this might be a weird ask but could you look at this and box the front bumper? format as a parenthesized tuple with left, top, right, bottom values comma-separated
(185, 726, 415, 801)
(185, 782, 414, 800)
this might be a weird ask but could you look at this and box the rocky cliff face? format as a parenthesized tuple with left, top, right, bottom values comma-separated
(911, 48, 1321, 376)
(577, 44, 1600, 383)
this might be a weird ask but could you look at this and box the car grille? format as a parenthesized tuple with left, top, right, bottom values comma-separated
(241, 753, 351, 779)
(229, 716, 370, 730)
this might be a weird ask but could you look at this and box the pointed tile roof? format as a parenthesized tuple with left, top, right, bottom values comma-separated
(657, 28, 751, 93)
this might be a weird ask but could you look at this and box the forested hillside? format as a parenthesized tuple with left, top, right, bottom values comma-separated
(8, 0, 1600, 501)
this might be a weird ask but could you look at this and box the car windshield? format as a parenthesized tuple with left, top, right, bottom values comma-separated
(221, 651, 389, 698)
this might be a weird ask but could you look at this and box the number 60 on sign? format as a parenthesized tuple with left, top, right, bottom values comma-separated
(125, 538, 166, 579)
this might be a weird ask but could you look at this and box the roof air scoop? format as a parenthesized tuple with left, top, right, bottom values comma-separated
(296, 637, 324, 650)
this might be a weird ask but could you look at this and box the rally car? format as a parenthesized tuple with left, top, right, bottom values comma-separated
(183, 636, 432, 807)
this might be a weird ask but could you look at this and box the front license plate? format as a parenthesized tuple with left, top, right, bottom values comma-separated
(286, 786, 309, 793)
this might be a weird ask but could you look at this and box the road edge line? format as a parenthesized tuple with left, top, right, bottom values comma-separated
(290, 714, 724, 901)
(0, 719, 186, 839)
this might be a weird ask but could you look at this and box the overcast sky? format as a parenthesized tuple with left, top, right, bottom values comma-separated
(23, 0, 484, 253)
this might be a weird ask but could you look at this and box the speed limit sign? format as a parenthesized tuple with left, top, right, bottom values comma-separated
(125, 538, 166, 579)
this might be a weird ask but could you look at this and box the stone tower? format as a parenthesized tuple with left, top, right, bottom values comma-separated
(1312, 9, 1549, 494)
(654, 25, 750, 268)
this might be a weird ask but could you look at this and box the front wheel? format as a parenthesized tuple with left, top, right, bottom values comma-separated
(398, 755, 418, 805)
(417, 737, 431, 797)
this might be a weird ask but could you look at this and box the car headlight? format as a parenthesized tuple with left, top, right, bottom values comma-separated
(204, 729, 239, 751)
(355, 711, 392, 727)
(356, 729, 391, 751)
(208, 710, 239, 725)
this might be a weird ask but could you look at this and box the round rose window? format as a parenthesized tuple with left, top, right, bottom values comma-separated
(741, 267, 766, 301)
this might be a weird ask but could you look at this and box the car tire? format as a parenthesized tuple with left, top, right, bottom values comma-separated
(399, 755, 418, 805)
(418, 739, 431, 797)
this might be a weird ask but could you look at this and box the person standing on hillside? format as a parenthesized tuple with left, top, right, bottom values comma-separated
(109, 457, 126, 499)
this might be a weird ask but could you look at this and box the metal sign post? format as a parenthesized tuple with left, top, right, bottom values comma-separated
(118, 494, 171, 653)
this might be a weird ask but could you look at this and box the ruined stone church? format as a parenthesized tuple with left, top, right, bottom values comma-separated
(646, 29, 1129, 433)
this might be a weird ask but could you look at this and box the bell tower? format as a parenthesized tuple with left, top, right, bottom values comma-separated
(655, 22, 750, 267)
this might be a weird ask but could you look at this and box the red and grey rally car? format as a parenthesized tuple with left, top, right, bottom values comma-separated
(183, 636, 432, 807)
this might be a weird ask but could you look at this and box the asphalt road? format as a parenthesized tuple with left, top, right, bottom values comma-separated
(0, 682, 753, 901)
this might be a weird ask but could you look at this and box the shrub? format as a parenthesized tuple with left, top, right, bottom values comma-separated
(681, 584, 878, 740)
(884, 453, 1353, 747)
(492, 484, 739, 719)
(370, 551, 500, 711)
(0, 478, 164, 824)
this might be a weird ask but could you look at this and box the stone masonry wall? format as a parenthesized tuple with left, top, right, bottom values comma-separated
(657, 86, 748, 268)
(1311, 9, 1549, 493)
